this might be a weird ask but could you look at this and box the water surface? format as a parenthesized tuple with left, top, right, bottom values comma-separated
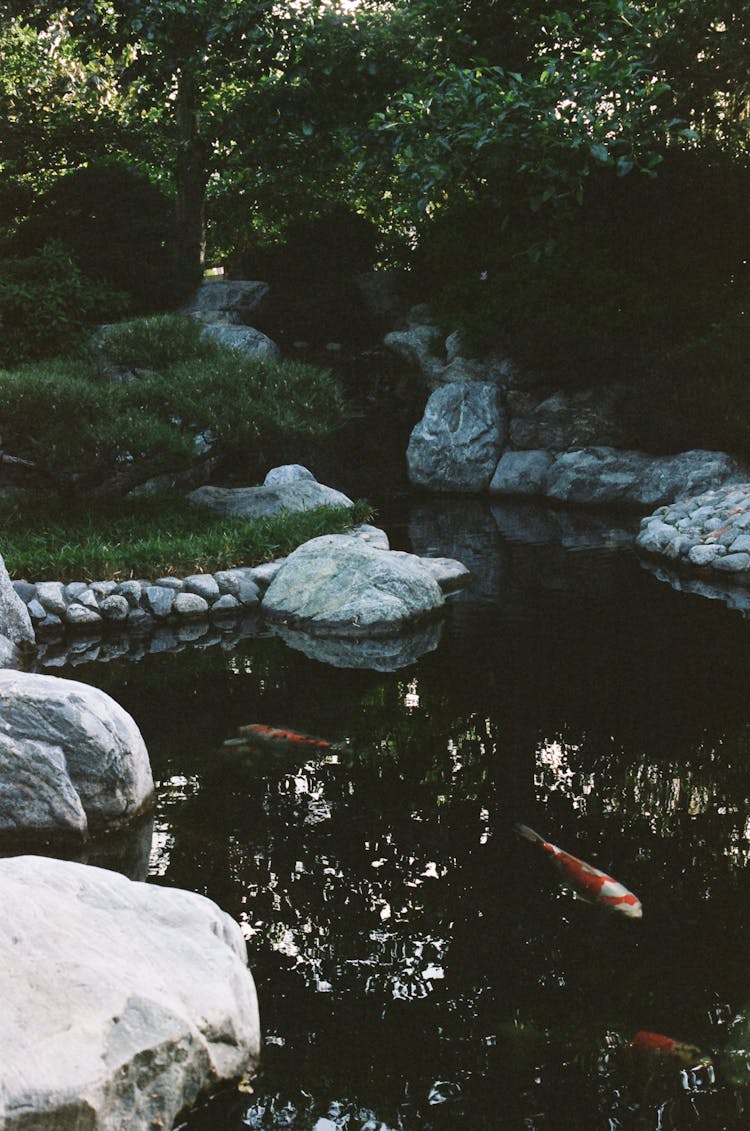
(56, 500, 750, 1131)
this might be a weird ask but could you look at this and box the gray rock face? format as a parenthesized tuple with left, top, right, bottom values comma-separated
(262, 534, 445, 636)
(0, 551, 34, 660)
(407, 383, 507, 493)
(546, 447, 746, 508)
(183, 278, 270, 324)
(263, 464, 316, 486)
(200, 322, 280, 359)
(489, 449, 554, 496)
(383, 323, 446, 385)
(187, 479, 353, 518)
(174, 592, 210, 618)
(0, 671, 154, 841)
(0, 855, 260, 1131)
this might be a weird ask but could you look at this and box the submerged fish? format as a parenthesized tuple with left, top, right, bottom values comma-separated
(514, 823, 643, 919)
(222, 723, 333, 755)
(626, 1030, 706, 1066)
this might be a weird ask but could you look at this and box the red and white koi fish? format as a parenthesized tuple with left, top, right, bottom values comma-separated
(514, 823, 643, 919)
(223, 723, 332, 754)
(626, 1030, 705, 1065)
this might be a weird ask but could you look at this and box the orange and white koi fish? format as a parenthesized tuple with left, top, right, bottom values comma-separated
(514, 823, 642, 919)
(223, 723, 332, 754)
(626, 1030, 705, 1065)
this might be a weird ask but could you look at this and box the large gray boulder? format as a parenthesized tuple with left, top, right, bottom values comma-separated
(261, 533, 445, 636)
(383, 322, 446, 385)
(407, 382, 507, 493)
(0, 671, 154, 842)
(187, 478, 353, 519)
(182, 278, 270, 324)
(0, 855, 260, 1131)
(489, 449, 554, 496)
(0, 550, 34, 667)
(199, 322, 280, 359)
(546, 447, 747, 508)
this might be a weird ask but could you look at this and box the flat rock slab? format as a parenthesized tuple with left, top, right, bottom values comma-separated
(0, 855, 260, 1131)
(261, 534, 446, 637)
(546, 447, 747, 508)
(187, 480, 353, 519)
(0, 670, 154, 842)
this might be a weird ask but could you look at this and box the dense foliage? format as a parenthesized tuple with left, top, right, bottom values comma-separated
(0, 241, 127, 367)
(0, 0, 748, 449)
(0, 315, 347, 497)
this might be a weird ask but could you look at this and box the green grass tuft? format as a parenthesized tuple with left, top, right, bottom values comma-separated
(0, 492, 373, 582)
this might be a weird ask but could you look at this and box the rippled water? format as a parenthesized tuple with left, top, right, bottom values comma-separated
(53, 500, 750, 1130)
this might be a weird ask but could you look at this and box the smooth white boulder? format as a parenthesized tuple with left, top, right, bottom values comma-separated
(0, 671, 154, 841)
(0, 856, 260, 1130)
(261, 533, 445, 636)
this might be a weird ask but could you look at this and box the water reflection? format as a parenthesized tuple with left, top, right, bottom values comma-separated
(45, 500, 750, 1130)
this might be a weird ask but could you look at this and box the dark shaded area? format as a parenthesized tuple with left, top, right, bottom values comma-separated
(11, 160, 195, 316)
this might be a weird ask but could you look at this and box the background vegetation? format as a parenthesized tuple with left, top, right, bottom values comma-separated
(0, 0, 748, 455)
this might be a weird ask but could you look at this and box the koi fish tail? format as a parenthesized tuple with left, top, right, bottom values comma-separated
(514, 823, 545, 845)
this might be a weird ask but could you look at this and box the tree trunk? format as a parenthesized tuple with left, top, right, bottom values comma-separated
(174, 68, 208, 285)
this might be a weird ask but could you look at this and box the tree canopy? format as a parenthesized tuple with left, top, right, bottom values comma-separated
(0, 0, 747, 294)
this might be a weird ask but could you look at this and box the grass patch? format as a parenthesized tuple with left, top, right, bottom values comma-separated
(0, 492, 373, 582)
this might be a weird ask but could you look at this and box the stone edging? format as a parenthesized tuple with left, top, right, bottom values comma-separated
(14, 562, 282, 636)
(637, 482, 750, 583)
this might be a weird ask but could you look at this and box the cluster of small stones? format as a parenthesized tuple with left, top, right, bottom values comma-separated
(13, 562, 283, 636)
(637, 482, 750, 583)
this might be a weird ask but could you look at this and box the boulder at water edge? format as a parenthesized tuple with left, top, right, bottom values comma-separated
(0, 670, 154, 843)
(407, 382, 507, 493)
(545, 447, 747, 508)
(0, 855, 260, 1131)
(0, 550, 34, 667)
(261, 533, 446, 636)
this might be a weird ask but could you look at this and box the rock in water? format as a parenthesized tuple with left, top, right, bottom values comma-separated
(0, 670, 154, 842)
(407, 382, 507, 493)
(261, 534, 445, 636)
(0, 855, 260, 1130)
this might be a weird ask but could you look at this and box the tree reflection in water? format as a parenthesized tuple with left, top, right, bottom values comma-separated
(71, 519, 750, 1131)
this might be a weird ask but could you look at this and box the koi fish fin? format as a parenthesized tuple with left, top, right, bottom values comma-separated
(514, 823, 545, 845)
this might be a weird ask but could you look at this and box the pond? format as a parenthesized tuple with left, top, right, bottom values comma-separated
(41, 498, 750, 1131)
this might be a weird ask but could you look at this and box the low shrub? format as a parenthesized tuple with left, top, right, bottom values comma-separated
(93, 313, 205, 371)
(0, 241, 127, 367)
(0, 330, 347, 495)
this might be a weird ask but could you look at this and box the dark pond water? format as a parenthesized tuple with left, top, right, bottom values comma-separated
(49, 499, 750, 1131)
